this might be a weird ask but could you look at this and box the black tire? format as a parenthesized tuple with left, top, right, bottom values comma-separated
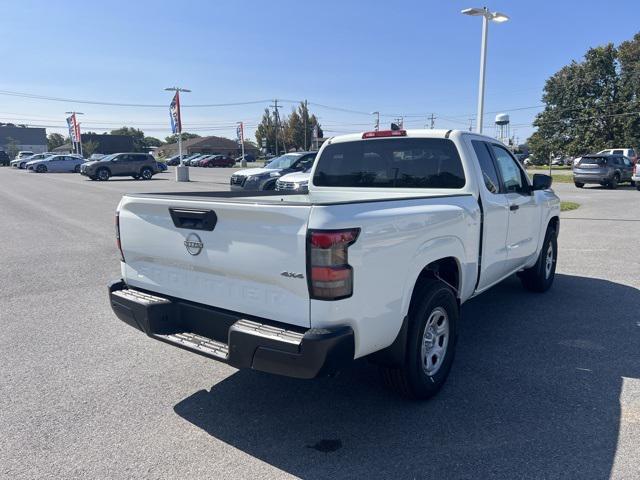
(630, 180, 636, 187)
(574, 182, 584, 188)
(519, 225, 558, 293)
(140, 167, 153, 180)
(637, 184, 640, 191)
(380, 279, 458, 400)
(73, 164, 81, 173)
(36, 164, 47, 173)
(96, 168, 110, 181)
(263, 180, 277, 191)
(609, 174, 619, 189)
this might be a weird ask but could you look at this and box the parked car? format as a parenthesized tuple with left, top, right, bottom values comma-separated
(184, 154, 203, 166)
(110, 128, 559, 399)
(193, 155, 214, 166)
(632, 163, 640, 191)
(573, 154, 635, 189)
(80, 152, 159, 181)
(155, 161, 168, 172)
(230, 152, 317, 191)
(200, 155, 236, 168)
(16, 151, 34, 160)
(235, 153, 255, 163)
(598, 148, 637, 164)
(0, 150, 10, 166)
(165, 155, 184, 166)
(12, 152, 56, 169)
(26, 154, 85, 173)
(276, 170, 311, 192)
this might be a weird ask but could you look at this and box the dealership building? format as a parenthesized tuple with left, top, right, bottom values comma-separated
(0, 124, 47, 154)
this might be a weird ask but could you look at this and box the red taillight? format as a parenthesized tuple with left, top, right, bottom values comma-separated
(308, 228, 359, 300)
(362, 129, 407, 139)
(115, 211, 125, 262)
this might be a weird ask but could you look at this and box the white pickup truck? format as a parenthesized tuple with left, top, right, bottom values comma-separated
(110, 129, 560, 399)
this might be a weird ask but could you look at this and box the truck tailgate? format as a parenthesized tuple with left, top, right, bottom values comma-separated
(117, 195, 312, 328)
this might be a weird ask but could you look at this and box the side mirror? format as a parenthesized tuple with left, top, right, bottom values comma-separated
(532, 173, 552, 191)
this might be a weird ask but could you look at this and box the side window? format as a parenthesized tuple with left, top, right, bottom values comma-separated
(623, 157, 631, 167)
(491, 145, 526, 194)
(472, 140, 500, 194)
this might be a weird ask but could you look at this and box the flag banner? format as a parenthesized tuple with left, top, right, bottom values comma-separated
(73, 114, 81, 144)
(236, 122, 244, 146)
(170, 92, 181, 134)
(66, 116, 77, 143)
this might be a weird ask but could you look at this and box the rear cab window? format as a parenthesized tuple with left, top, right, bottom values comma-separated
(313, 138, 465, 189)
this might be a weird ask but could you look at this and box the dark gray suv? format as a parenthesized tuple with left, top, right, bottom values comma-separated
(80, 153, 158, 181)
(573, 154, 634, 189)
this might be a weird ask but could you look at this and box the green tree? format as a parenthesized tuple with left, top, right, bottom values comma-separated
(47, 133, 65, 151)
(144, 136, 163, 148)
(164, 132, 200, 144)
(617, 33, 640, 148)
(81, 140, 99, 158)
(527, 37, 640, 161)
(110, 126, 147, 151)
(255, 108, 277, 154)
(5, 137, 19, 159)
(256, 102, 324, 154)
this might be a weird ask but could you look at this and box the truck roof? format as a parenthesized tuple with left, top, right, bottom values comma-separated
(325, 129, 481, 145)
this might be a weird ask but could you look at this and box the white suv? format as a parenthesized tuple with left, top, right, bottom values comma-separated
(598, 148, 637, 164)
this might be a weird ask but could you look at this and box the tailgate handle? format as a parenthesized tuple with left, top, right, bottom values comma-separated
(169, 208, 217, 231)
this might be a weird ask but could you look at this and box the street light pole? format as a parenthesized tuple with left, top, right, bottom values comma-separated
(165, 86, 191, 182)
(477, 12, 489, 134)
(461, 7, 509, 134)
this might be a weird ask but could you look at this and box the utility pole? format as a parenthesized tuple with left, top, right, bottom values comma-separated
(371, 111, 380, 131)
(270, 99, 280, 156)
(429, 113, 436, 129)
(468, 118, 474, 132)
(165, 86, 191, 182)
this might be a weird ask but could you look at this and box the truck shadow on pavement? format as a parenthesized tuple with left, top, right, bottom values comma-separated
(174, 274, 639, 479)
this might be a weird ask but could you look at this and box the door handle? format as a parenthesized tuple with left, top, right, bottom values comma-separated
(509, 204, 519, 211)
(169, 208, 217, 231)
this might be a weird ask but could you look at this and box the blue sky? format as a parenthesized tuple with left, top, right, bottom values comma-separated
(1, 0, 638, 144)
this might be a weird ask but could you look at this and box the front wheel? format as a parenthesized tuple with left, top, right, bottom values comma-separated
(574, 182, 584, 188)
(519, 226, 557, 292)
(379, 279, 458, 400)
(36, 164, 47, 173)
(140, 167, 153, 180)
(96, 168, 110, 181)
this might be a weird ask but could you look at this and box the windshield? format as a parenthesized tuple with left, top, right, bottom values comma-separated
(99, 154, 117, 162)
(266, 154, 303, 169)
(313, 138, 466, 189)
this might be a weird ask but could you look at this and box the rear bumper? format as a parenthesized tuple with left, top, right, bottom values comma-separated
(109, 281, 354, 379)
(573, 174, 609, 184)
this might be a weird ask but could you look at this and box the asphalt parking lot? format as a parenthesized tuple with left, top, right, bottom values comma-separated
(1, 166, 639, 480)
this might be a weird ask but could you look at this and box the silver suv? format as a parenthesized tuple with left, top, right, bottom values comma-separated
(573, 154, 634, 189)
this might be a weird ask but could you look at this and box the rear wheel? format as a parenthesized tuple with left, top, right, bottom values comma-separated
(97, 168, 110, 181)
(36, 164, 47, 173)
(574, 182, 584, 188)
(140, 167, 153, 180)
(380, 279, 458, 400)
(519, 225, 557, 292)
(609, 174, 619, 189)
